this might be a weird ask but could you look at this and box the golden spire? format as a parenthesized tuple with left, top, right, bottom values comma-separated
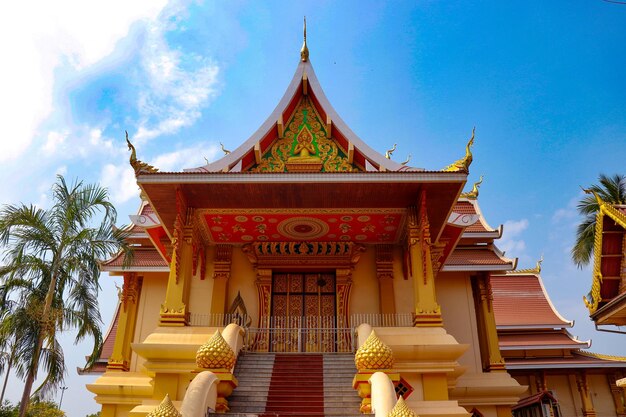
(126, 131, 158, 175)
(355, 330, 394, 371)
(460, 175, 483, 199)
(385, 143, 397, 159)
(401, 154, 411, 166)
(507, 254, 544, 275)
(147, 394, 182, 417)
(443, 127, 475, 172)
(300, 17, 309, 62)
(220, 142, 231, 155)
(387, 396, 418, 417)
(196, 330, 236, 370)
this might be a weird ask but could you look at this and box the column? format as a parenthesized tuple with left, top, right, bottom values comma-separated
(375, 244, 396, 315)
(473, 273, 506, 372)
(407, 194, 442, 326)
(107, 273, 141, 371)
(210, 244, 233, 315)
(576, 372, 597, 417)
(159, 217, 194, 326)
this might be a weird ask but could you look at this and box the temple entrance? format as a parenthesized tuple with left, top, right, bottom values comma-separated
(269, 272, 339, 352)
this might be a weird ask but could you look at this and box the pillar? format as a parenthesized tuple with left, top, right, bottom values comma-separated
(210, 244, 233, 315)
(609, 373, 626, 417)
(375, 244, 396, 316)
(108, 273, 141, 371)
(472, 273, 506, 372)
(160, 215, 194, 326)
(576, 372, 597, 417)
(407, 195, 442, 326)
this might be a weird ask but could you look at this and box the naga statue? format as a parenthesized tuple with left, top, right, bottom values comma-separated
(126, 131, 158, 175)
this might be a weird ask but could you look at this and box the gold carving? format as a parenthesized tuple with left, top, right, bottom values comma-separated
(385, 143, 396, 160)
(387, 396, 418, 417)
(213, 244, 233, 280)
(147, 394, 181, 417)
(460, 175, 483, 199)
(196, 330, 236, 370)
(220, 142, 231, 155)
(126, 131, 158, 175)
(507, 255, 543, 275)
(355, 330, 394, 371)
(121, 273, 138, 312)
(443, 127, 475, 172)
(376, 244, 394, 281)
(251, 97, 357, 172)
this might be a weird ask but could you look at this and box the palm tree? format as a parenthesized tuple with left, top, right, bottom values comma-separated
(572, 174, 626, 268)
(0, 175, 130, 417)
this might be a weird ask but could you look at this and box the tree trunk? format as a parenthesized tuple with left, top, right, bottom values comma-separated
(18, 270, 58, 417)
(0, 357, 11, 403)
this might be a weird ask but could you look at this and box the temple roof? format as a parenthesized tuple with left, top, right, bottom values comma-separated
(491, 272, 573, 329)
(442, 245, 516, 272)
(453, 199, 502, 241)
(101, 248, 169, 273)
(504, 350, 626, 370)
(498, 329, 589, 350)
(78, 301, 120, 374)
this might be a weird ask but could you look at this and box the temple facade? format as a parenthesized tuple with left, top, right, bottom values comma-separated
(85, 33, 626, 417)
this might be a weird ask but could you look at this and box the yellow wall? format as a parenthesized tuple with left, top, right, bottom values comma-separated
(589, 374, 618, 417)
(188, 248, 216, 317)
(131, 271, 168, 372)
(392, 246, 414, 314)
(228, 246, 259, 322)
(350, 246, 380, 315)
(437, 271, 481, 373)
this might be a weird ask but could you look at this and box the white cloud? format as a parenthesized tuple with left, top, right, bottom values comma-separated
(100, 163, 140, 204)
(43, 131, 68, 154)
(152, 143, 221, 172)
(0, 0, 169, 161)
(133, 20, 220, 143)
(499, 218, 529, 255)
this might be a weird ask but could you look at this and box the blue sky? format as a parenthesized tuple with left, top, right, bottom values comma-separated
(0, 1, 625, 415)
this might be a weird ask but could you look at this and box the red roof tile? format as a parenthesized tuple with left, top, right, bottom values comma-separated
(452, 200, 499, 234)
(491, 274, 573, 328)
(504, 351, 626, 369)
(443, 247, 514, 270)
(499, 330, 589, 350)
(102, 248, 168, 271)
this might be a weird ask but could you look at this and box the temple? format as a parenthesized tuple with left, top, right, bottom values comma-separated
(85, 25, 626, 417)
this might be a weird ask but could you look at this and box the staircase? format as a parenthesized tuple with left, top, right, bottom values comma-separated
(221, 353, 362, 417)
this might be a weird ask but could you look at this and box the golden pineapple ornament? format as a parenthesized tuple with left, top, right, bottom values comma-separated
(196, 330, 236, 369)
(387, 396, 418, 417)
(147, 394, 181, 417)
(355, 330, 394, 370)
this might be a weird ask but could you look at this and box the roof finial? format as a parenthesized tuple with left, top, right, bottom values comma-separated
(385, 143, 397, 159)
(460, 175, 483, 199)
(300, 17, 309, 62)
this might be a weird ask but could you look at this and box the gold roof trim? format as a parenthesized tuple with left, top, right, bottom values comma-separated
(443, 127, 475, 172)
(577, 351, 626, 362)
(460, 175, 483, 199)
(355, 330, 394, 371)
(387, 396, 419, 417)
(147, 394, 181, 417)
(196, 330, 236, 370)
(506, 255, 543, 275)
(300, 17, 309, 62)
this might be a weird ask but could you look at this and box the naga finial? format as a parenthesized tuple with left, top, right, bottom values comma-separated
(300, 17, 309, 62)
(536, 254, 543, 273)
(385, 143, 397, 160)
(401, 154, 411, 166)
(220, 142, 231, 155)
(443, 127, 475, 172)
(582, 186, 604, 206)
(461, 175, 483, 199)
(125, 131, 158, 175)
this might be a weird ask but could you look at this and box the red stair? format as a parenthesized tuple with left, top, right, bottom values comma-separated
(262, 354, 325, 417)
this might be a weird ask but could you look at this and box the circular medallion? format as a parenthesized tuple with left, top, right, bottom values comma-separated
(241, 235, 253, 241)
(268, 218, 278, 223)
(355, 234, 367, 241)
(277, 217, 330, 240)
(384, 225, 397, 231)
(211, 226, 223, 232)
(328, 233, 337, 239)
(235, 215, 248, 222)
(253, 216, 265, 222)
(271, 233, 280, 239)
(258, 235, 269, 241)
(340, 235, 351, 241)
(328, 218, 338, 223)
(357, 215, 370, 222)
(341, 215, 353, 222)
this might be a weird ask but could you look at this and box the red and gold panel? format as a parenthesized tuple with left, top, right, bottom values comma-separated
(289, 274, 303, 293)
(288, 294, 303, 316)
(202, 208, 405, 244)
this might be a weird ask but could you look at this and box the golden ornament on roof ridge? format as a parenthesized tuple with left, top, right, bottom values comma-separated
(126, 131, 159, 175)
(355, 330, 394, 371)
(507, 254, 543, 275)
(147, 394, 181, 417)
(385, 143, 397, 160)
(460, 175, 483, 199)
(196, 330, 236, 370)
(387, 396, 419, 417)
(443, 127, 475, 172)
(300, 17, 309, 62)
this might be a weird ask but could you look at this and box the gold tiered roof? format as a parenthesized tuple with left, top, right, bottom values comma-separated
(355, 330, 394, 370)
(387, 396, 419, 417)
(146, 394, 181, 417)
(196, 330, 236, 369)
